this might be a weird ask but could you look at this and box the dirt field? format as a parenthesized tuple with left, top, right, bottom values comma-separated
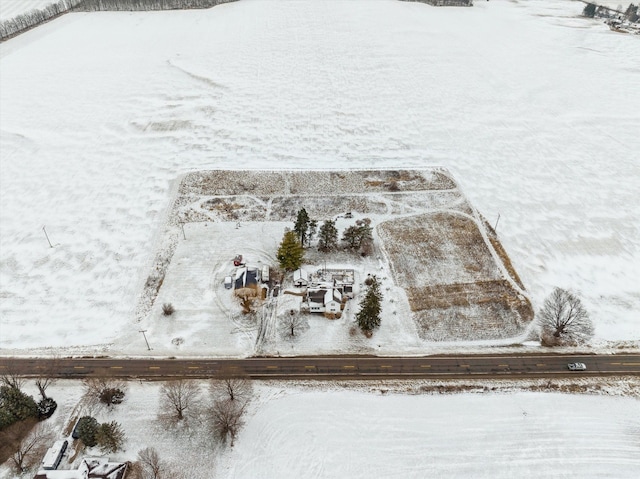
(378, 212, 533, 340)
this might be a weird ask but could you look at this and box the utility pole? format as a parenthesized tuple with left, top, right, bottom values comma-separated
(42, 226, 53, 248)
(139, 330, 151, 351)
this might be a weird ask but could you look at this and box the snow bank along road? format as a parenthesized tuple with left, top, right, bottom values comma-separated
(1, 354, 639, 380)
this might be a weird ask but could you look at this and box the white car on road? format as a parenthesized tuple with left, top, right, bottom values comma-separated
(567, 362, 587, 371)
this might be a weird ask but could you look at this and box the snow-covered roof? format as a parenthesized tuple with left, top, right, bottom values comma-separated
(34, 457, 127, 479)
(293, 268, 309, 281)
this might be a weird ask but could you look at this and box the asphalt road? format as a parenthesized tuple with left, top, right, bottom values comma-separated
(1, 354, 639, 380)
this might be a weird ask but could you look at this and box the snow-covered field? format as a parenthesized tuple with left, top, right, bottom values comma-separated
(1, 380, 639, 479)
(0, 0, 639, 355)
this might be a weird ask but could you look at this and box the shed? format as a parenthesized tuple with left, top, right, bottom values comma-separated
(293, 268, 309, 287)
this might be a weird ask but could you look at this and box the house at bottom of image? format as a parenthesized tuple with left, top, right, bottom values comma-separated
(34, 457, 127, 479)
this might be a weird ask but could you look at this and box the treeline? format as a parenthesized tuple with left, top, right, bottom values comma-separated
(0, 0, 83, 41)
(0, 0, 237, 42)
(77, 0, 237, 12)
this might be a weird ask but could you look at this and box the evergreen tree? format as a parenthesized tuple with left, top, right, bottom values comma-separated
(582, 3, 596, 17)
(307, 219, 318, 247)
(355, 277, 382, 334)
(95, 421, 125, 454)
(294, 208, 310, 246)
(75, 416, 99, 447)
(0, 385, 39, 430)
(342, 224, 373, 251)
(317, 220, 338, 252)
(277, 230, 304, 271)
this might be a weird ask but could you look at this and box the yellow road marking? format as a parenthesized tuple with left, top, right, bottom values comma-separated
(266, 366, 278, 369)
(380, 365, 392, 369)
(305, 365, 315, 369)
(420, 365, 431, 368)
(149, 366, 160, 370)
(187, 366, 200, 369)
(536, 363, 546, 367)
(460, 364, 470, 368)
(610, 362, 621, 365)
(498, 364, 509, 368)
(622, 363, 640, 366)
(73, 366, 85, 369)
(343, 365, 356, 369)
(110, 366, 122, 369)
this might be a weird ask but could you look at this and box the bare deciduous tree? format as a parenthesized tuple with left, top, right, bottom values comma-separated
(137, 447, 165, 479)
(131, 447, 186, 479)
(279, 309, 308, 339)
(235, 285, 259, 314)
(210, 370, 252, 404)
(159, 380, 201, 423)
(209, 399, 244, 446)
(35, 356, 60, 400)
(6, 420, 53, 474)
(538, 287, 594, 346)
(1, 366, 25, 390)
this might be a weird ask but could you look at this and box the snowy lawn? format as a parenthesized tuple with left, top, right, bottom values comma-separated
(0, 0, 639, 355)
(2, 380, 639, 478)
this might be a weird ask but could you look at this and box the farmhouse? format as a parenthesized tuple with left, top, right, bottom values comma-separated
(302, 287, 344, 314)
(34, 457, 127, 479)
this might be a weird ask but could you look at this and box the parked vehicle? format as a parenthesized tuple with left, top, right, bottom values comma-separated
(568, 362, 587, 371)
(224, 276, 233, 289)
(42, 440, 68, 470)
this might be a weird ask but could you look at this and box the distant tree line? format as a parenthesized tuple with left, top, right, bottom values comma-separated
(0, 0, 83, 41)
(77, 0, 237, 13)
(0, 0, 237, 42)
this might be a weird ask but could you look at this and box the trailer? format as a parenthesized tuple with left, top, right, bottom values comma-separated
(41, 440, 67, 470)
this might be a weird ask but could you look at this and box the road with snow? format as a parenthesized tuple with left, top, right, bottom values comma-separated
(1, 354, 639, 380)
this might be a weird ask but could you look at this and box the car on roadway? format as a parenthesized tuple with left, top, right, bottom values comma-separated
(567, 362, 587, 371)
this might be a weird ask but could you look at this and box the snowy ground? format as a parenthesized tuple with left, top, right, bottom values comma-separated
(1, 379, 639, 479)
(0, 0, 639, 356)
